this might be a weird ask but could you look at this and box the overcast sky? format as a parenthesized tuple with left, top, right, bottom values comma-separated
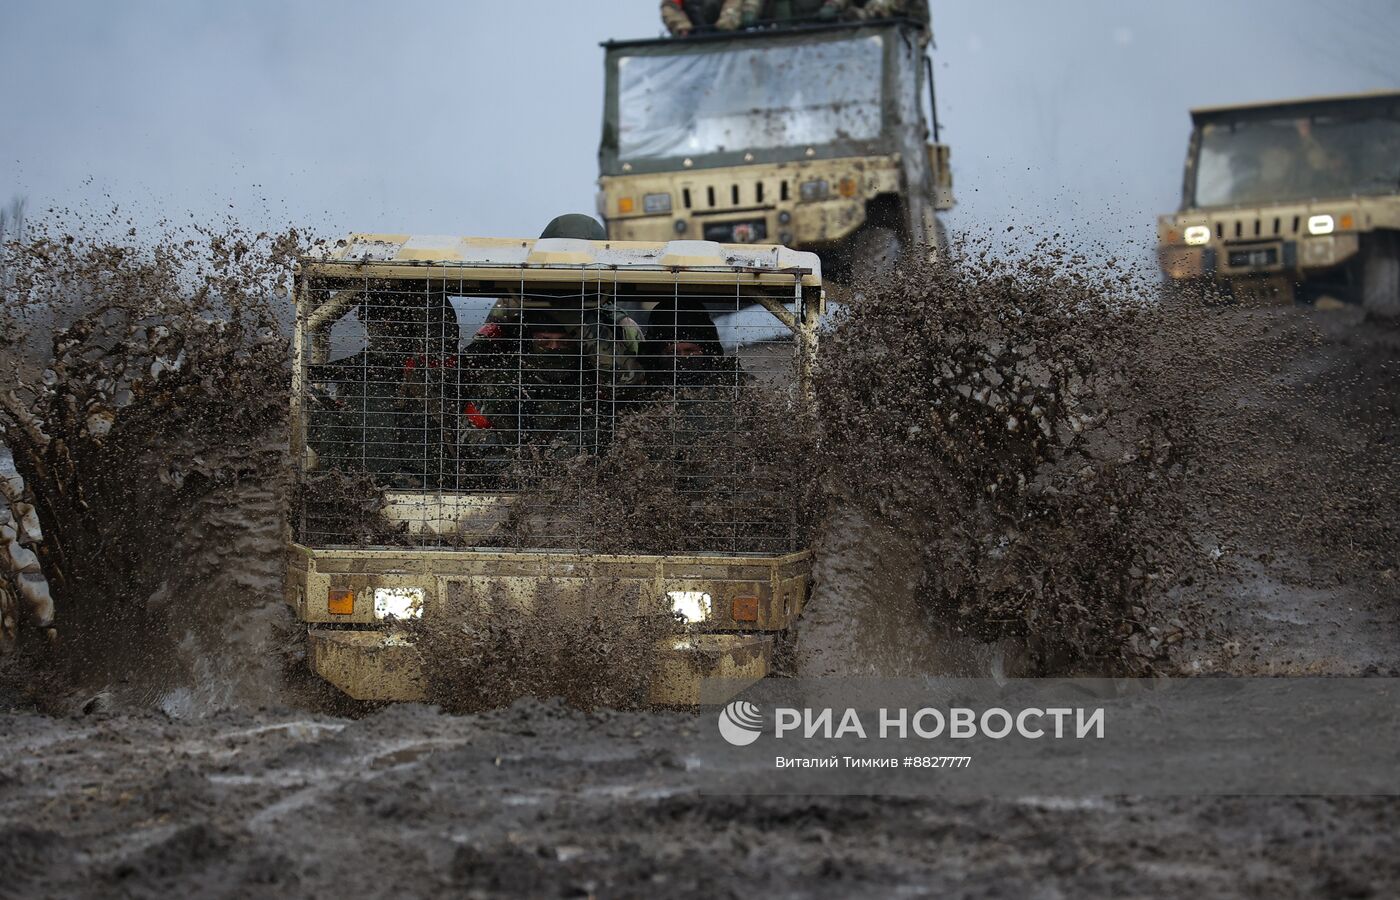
(3, 1, 1397, 260)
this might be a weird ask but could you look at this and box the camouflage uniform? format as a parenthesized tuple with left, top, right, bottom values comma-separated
(455, 300, 647, 478)
(461, 214, 647, 464)
(758, 0, 930, 28)
(812, 0, 930, 27)
(642, 300, 745, 447)
(307, 292, 463, 490)
(847, 0, 930, 28)
(761, 0, 833, 23)
(486, 213, 647, 457)
(661, 0, 763, 35)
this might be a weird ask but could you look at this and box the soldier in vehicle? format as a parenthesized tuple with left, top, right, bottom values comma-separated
(640, 300, 762, 541)
(456, 303, 646, 480)
(454, 215, 646, 481)
(307, 289, 461, 490)
(661, 0, 762, 36)
(643, 299, 743, 465)
(643, 299, 735, 390)
(539, 212, 608, 242)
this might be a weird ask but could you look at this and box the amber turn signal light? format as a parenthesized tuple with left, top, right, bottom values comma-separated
(328, 590, 355, 616)
(731, 596, 760, 622)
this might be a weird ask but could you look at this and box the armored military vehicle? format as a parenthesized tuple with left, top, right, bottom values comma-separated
(1158, 90, 1400, 315)
(597, 18, 953, 282)
(287, 233, 822, 705)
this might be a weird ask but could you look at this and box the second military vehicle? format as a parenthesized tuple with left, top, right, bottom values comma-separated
(1157, 90, 1400, 316)
(597, 18, 953, 282)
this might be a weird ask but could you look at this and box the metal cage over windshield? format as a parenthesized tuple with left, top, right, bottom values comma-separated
(292, 238, 821, 557)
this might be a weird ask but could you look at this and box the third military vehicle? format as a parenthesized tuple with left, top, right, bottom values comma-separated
(597, 18, 953, 282)
(1158, 90, 1400, 315)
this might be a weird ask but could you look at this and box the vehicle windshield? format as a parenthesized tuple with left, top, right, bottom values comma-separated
(616, 34, 885, 164)
(1193, 113, 1400, 208)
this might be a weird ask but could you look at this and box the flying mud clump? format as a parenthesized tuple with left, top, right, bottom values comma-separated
(817, 240, 1198, 674)
(0, 219, 303, 710)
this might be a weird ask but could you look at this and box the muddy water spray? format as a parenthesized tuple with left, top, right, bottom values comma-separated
(810, 238, 1202, 675)
(0, 218, 303, 711)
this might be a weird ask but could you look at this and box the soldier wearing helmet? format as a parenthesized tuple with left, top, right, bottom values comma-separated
(454, 216, 647, 476)
(643, 299, 731, 389)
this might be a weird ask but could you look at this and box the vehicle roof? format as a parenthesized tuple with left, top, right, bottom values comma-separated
(300, 234, 822, 287)
(602, 17, 918, 51)
(1190, 89, 1400, 124)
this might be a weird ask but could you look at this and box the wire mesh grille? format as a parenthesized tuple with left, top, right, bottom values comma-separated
(296, 269, 811, 555)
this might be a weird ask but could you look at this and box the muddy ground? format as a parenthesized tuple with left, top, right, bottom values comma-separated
(1, 294, 1398, 897)
(5, 702, 1400, 900)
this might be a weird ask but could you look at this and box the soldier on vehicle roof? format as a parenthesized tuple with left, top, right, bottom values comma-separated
(759, 0, 833, 23)
(763, 0, 930, 28)
(824, 0, 931, 28)
(662, 0, 928, 35)
(661, 0, 762, 36)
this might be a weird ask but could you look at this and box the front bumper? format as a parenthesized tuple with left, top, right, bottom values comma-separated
(600, 157, 906, 249)
(308, 627, 774, 706)
(287, 543, 809, 630)
(289, 543, 809, 704)
(1158, 235, 1360, 281)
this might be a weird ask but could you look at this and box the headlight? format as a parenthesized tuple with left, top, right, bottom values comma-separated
(668, 590, 711, 624)
(1308, 214, 1335, 236)
(1183, 225, 1211, 246)
(799, 179, 829, 202)
(374, 587, 424, 620)
(643, 193, 672, 214)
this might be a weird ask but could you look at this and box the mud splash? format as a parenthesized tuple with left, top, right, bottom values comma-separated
(811, 239, 1201, 675)
(497, 388, 821, 556)
(404, 389, 820, 711)
(0, 217, 304, 712)
(3, 217, 1394, 713)
(407, 579, 674, 713)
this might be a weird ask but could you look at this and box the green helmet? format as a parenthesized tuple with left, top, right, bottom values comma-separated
(540, 214, 606, 241)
